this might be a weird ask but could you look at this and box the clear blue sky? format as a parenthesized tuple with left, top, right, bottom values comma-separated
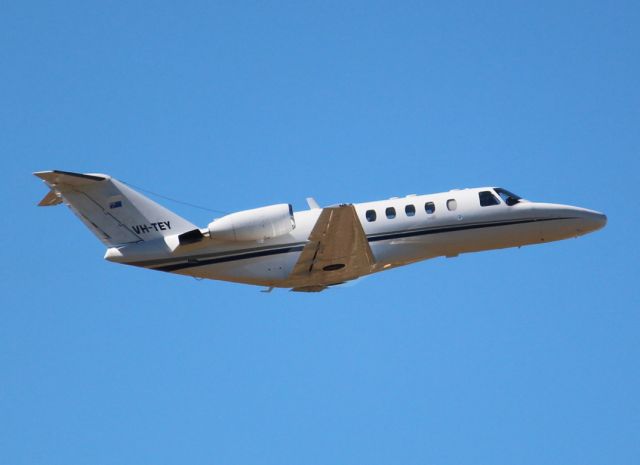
(2, 1, 639, 464)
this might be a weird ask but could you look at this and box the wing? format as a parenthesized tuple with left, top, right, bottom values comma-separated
(289, 204, 375, 291)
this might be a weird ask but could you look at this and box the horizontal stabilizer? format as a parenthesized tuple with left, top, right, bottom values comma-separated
(34, 170, 108, 186)
(38, 189, 63, 207)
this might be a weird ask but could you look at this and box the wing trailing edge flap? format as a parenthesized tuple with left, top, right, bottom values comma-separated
(289, 204, 375, 291)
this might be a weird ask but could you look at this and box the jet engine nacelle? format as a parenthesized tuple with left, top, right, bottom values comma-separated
(207, 203, 296, 241)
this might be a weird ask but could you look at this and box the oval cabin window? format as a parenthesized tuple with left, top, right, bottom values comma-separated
(366, 210, 377, 222)
(405, 204, 416, 216)
(425, 202, 435, 214)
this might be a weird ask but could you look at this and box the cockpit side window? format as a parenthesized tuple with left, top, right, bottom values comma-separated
(494, 188, 521, 206)
(479, 191, 500, 207)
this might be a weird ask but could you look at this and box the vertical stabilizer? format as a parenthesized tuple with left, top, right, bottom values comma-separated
(34, 170, 196, 246)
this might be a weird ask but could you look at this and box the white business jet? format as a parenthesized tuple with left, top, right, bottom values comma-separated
(35, 170, 606, 292)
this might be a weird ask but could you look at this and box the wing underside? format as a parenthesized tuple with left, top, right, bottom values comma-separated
(289, 205, 375, 292)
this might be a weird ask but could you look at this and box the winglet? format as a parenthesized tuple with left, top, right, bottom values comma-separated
(306, 197, 320, 209)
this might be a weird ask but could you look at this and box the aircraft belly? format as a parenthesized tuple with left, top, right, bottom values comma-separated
(369, 239, 436, 266)
(171, 251, 302, 287)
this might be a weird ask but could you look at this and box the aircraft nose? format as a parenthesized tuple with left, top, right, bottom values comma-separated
(575, 209, 607, 233)
(532, 203, 606, 241)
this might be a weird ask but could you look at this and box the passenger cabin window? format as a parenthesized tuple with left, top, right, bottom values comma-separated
(405, 204, 416, 216)
(479, 191, 500, 206)
(366, 210, 377, 222)
(447, 199, 457, 211)
(386, 207, 396, 219)
(425, 202, 435, 214)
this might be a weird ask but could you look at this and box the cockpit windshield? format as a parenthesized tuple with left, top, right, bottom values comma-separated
(494, 188, 522, 206)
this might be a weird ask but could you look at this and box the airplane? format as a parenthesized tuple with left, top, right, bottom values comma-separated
(34, 170, 606, 292)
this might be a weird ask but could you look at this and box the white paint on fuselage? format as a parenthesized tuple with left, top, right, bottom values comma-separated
(105, 187, 606, 288)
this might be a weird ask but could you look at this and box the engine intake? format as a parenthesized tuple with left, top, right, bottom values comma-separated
(207, 203, 295, 241)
